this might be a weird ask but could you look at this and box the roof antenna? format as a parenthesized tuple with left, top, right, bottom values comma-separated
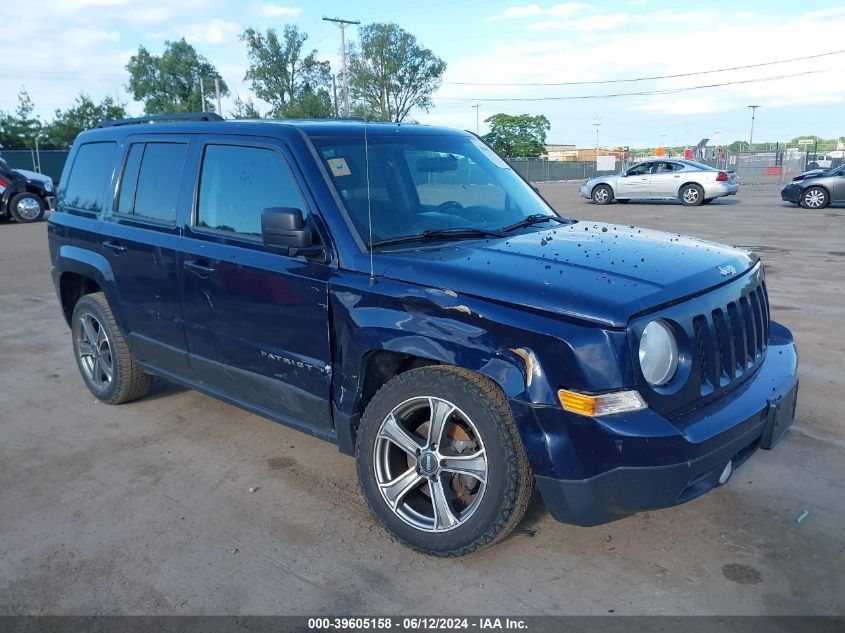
(364, 119, 376, 286)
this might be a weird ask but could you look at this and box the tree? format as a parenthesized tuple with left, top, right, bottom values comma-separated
(348, 23, 446, 122)
(126, 39, 228, 114)
(482, 113, 550, 157)
(0, 88, 42, 150)
(241, 26, 333, 118)
(229, 95, 264, 119)
(47, 94, 126, 148)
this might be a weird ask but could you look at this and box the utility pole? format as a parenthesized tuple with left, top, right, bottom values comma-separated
(593, 120, 601, 158)
(323, 16, 360, 117)
(471, 103, 481, 135)
(748, 105, 760, 151)
(331, 74, 339, 117)
(199, 77, 206, 111)
(214, 78, 222, 116)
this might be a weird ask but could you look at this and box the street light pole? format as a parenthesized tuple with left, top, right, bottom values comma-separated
(471, 103, 481, 135)
(748, 105, 759, 151)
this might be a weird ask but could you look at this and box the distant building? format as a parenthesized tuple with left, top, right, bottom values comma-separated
(543, 144, 577, 161)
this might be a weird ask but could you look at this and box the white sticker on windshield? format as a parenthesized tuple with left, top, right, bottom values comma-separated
(470, 138, 510, 169)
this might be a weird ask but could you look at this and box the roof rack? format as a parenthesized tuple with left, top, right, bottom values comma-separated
(97, 112, 224, 128)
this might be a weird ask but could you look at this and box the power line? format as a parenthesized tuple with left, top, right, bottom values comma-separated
(443, 48, 845, 86)
(435, 69, 835, 102)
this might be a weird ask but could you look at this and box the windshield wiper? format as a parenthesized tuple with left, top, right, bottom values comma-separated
(500, 214, 570, 232)
(370, 227, 507, 249)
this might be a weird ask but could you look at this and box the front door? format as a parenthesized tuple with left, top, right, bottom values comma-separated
(649, 161, 687, 197)
(178, 137, 334, 429)
(616, 162, 652, 198)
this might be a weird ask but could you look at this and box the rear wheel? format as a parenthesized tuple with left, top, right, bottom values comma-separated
(356, 366, 533, 557)
(801, 186, 829, 209)
(9, 192, 45, 223)
(71, 292, 152, 404)
(680, 184, 704, 206)
(591, 184, 613, 205)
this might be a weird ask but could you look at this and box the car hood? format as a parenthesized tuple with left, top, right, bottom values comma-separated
(378, 222, 758, 327)
(792, 169, 827, 182)
(14, 169, 53, 187)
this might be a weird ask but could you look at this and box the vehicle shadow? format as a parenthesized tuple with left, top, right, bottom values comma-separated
(143, 378, 189, 401)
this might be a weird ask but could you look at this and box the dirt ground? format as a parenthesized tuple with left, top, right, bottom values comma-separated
(0, 183, 843, 615)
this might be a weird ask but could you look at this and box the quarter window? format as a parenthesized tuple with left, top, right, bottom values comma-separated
(63, 142, 117, 211)
(196, 144, 307, 238)
(116, 142, 187, 222)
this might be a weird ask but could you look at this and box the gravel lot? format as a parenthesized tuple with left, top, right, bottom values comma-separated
(0, 183, 843, 615)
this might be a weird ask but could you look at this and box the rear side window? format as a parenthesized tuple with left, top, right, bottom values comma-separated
(116, 142, 187, 222)
(63, 142, 117, 211)
(196, 144, 307, 238)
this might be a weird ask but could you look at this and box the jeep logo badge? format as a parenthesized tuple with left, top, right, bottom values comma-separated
(718, 265, 737, 276)
(419, 451, 439, 476)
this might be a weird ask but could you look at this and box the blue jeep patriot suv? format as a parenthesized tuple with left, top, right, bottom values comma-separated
(48, 113, 798, 556)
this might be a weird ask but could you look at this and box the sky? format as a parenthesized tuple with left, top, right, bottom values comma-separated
(2, 0, 845, 149)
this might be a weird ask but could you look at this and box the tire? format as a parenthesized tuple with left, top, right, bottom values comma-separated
(808, 162, 819, 170)
(356, 366, 533, 557)
(71, 292, 152, 404)
(616, 199, 631, 204)
(591, 184, 613, 205)
(9, 192, 45, 223)
(701, 198, 715, 205)
(800, 186, 829, 209)
(679, 184, 704, 206)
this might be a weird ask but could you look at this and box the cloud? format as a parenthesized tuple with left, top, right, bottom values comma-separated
(529, 12, 629, 31)
(177, 19, 241, 45)
(488, 3, 589, 22)
(256, 3, 303, 17)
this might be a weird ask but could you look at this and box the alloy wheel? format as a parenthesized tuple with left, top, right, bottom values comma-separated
(75, 313, 114, 390)
(593, 188, 609, 203)
(682, 187, 700, 204)
(803, 188, 826, 208)
(373, 396, 488, 532)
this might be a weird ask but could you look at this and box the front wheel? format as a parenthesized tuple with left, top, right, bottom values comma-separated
(356, 366, 533, 557)
(591, 184, 613, 205)
(9, 192, 45, 223)
(801, 186, 829, 209)
(680, 184, 704, 206)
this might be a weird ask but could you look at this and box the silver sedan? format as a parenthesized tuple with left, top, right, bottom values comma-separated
(579, 159, 739, 206)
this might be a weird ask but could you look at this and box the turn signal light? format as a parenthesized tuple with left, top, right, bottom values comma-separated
(558, 389, 647, 417)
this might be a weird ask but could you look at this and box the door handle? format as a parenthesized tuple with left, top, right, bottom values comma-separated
(101, 239, 127, 254)
(183, 259, 217, 276)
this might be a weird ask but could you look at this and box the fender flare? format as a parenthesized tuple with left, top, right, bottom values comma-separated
(55, 245, 125, 331)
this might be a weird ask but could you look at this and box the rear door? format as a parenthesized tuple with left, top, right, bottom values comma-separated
(100, 136, 191, 374)
(649, 160, 687, 197)
(177, 136, 334, 429)
(616, 162, 652, 198)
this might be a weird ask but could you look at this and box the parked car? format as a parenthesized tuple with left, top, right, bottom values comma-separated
(781, 164, 845, 208)
(579, 159, 738, 206)
(48, 114, 798, 556)
(0, 148, 55, 223)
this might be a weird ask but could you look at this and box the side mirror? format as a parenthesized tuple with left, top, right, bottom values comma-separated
(261, 207, 325, 261)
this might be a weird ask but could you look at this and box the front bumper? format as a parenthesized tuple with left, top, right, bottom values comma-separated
(533, 321, 798, 526)
(781, 184, 801, 203)
(578, 183, 592, 199)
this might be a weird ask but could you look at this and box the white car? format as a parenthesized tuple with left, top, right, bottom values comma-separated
(579, 159, 739, 206)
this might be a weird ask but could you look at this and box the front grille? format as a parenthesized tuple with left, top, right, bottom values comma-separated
(693, 278, 770, 396)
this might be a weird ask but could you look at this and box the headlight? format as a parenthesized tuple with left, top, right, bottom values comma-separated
(639, 320, 678, 386)
(44, 180, 54, 192)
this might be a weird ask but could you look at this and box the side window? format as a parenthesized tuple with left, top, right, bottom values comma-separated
(196, 144, 307, 238)
(63, 142, 117, 211)
(116, 142, 187, 222)
(655, 161, 683, 173)
(627, 163, 651, 176)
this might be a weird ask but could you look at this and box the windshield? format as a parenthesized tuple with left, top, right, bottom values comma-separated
(308, 132, 558, 247)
